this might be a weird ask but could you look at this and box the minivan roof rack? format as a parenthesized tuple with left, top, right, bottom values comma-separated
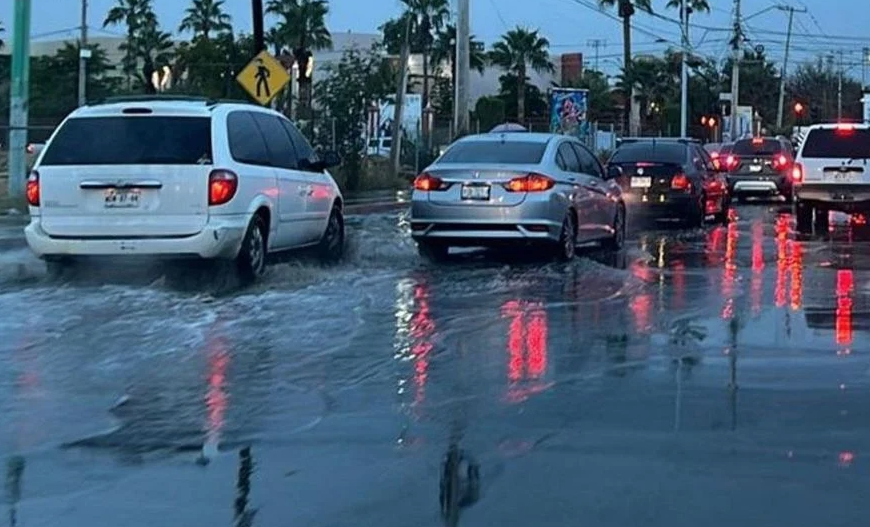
(93, 95, 254, 106)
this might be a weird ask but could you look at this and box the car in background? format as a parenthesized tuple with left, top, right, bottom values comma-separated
(723, 136, 795, 201)
(366, 136, 392, 157)
(793, 123, 870, 232)
(24, 96, 345, 283)
(703, 142, 732, 171)
(410, 132, 626, 262)
(607, 138, 730, 226)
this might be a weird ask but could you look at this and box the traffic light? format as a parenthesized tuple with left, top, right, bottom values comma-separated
(707, 116, 717, 128)
(794, 102, 805, 116)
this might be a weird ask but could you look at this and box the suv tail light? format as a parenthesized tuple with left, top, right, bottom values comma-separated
(772, 154, 789, 170)
(671, 173, 691, 191)
(724, 155, 739, 170)
(208, 169, 238, 205)
(791, 162, 804, 183)
(26, 170, 40, 206)
(413, 172, 445, 191)
(505, 173, 555, 192)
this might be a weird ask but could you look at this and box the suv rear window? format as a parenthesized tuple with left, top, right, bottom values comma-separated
(40, 116, 212, 165)
(610, 143, 687, 164)
(439, 141, 546, 164)
(801, 128, 870, 159)
(733, 139, 783, 156)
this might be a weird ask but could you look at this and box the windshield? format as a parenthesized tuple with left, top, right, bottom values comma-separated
(610, 142, 686, 164)
(439, 141, 547, 164)
(41, 116, 212, 165)
(802, 128, 870, 158)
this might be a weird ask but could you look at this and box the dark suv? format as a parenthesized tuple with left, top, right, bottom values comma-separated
(725, 137, 795, 200)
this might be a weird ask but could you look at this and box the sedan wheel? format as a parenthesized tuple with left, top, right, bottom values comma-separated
(603, 205, 626, 251)
(554, 213, 577, 262)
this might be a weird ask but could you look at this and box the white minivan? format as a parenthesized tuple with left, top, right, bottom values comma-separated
(793, 123, 870, 232)
(25, 96, 345, 282)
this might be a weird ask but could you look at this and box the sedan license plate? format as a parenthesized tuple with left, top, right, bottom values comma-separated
(104, 189, 141, 208)
(749, 165, 763, 172)
(461, 184, 490, 200)
(631, 176, 652, 188)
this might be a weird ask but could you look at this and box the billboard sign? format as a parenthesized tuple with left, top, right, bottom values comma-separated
(550, 88, 590, 142)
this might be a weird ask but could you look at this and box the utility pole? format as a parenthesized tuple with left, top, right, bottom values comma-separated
(454, 0, 471, 137)
(838, 50, 844, 121)
(863, 47, 868, 90)
(391, 16, 412, 179)
(77, 0, 89, 107)
(587, 39, 606, 72)
(252, 0, 265, 53)
(8, 0, 32, 197)
(729, 0, 742, 141)
(775, 5, 805, 129)
(679, 0, 689, 138)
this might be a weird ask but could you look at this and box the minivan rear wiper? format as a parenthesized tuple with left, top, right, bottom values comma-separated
(846, 157, 870, 164)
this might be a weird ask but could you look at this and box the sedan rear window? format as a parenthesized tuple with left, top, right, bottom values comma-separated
(40, 116, 212, 165)
(439, 141, 547, 164)
(610, 143, 687, 164)
(733, 139, 783, 156)
(801, 128, 870, 159)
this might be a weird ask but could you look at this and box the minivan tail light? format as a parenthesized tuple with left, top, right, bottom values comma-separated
(505, 173, 555, 192)
(791, 162, 804, 183)
(671, 173, 691, 191)
(26, 170, 40, 206)
(413, 172, 445, 191)
(208, 169, 238, 205)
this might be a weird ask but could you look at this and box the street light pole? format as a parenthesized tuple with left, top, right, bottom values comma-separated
(775, 6, 805, 129)
(8, 0, 32, 197)
(679, 0, 688, 138)
(454, 0, 471, 137)
(730, 0, 742, 141)
(77, 0, 89, 107)
(252, 0, 265, 53)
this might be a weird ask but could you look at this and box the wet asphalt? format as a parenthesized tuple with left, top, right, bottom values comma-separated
(1, 202, 869, 527)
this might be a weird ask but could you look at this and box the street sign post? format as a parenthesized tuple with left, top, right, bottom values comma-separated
(236, 50, 290, 106)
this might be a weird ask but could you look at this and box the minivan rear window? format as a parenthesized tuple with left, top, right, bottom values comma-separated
(733, 139, 783, 156)
(439, 141, 547, 164)
(40, 116, 212, 165)
(801, 128, 870, 159)
(610, 143, 687, 164)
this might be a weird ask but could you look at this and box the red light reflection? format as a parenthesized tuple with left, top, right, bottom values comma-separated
(789, 242, 804, 311)
(205, 333, 230, 446)
(411, 284, 434, 406)
(839, 451, 855, 467)
(671, 261, 686, 310)
(751, 220, 765, 314)
(502, 300, 549, 402)
(836, 270, 854, 346)
(775, 215, 789, 307)
(721, 218, 739, 320)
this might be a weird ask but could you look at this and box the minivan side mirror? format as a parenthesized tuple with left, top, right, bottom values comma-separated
(605, 165, 622, 179)
(301, 150, 342, 172)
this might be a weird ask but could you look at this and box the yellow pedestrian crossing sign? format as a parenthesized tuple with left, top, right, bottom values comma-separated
(237, 50, 290, 106)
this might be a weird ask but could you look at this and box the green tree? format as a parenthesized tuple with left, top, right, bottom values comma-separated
(30, 43, 120, 118)
(664, 0, 710, 13)
(788, 57, 863, 124)
(314, 45, 393, 190)
(496, 73, 549, 124)
(179, 0, 232, 41)
(429, 24, 485, 120)
(598, 0, 652, 132)
(104, 0, 152, 84)
(619, 56, 676, 134)
(136, 12, 174, 93)
(0, 20, 5, 50)
(489, 27, 554, 122)
(266, 0, 333, 122)
(473, 96, 506, 132)
(722, 50, 780, 126)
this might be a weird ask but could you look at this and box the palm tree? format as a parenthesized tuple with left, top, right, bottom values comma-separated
(0, 21, 5, 50)
(399, 0, 450, 110)
(104, 0, 153, 84)
(598, 0, 652, 132)
(179, 0, 232, 41)
(266, 0, 332, 120)
(431, 24, 486, 80)
(489, 27, 554, 122)
(138, 12, 174, 93)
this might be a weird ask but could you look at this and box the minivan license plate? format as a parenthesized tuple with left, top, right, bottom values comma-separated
(105, 189, 141, 208)
(461, 184, 490, 200)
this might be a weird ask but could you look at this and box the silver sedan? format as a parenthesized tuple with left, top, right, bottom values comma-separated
(410, 133, 626, 261)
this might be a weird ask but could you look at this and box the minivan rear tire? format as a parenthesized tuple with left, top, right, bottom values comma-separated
(236, 214, 268, 284)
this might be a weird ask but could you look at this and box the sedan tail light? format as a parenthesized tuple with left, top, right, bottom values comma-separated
(504, 173, 555, 192)
(724, 155, 739, 170)
(671, 173, 691, 191)
(208, 169, 238, 206)
(26, 170, 40, 206)
(791, 162, 804, 183)
(413, 172, 445, 191)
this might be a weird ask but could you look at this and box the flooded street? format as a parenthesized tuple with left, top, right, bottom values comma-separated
(2, 204, 870, 526)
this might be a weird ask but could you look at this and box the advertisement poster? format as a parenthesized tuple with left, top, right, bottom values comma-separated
(550, 88, 590, 141)
(376, 94, 423, 141)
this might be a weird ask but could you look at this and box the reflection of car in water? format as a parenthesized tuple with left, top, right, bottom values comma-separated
(801, 257, 870, 348)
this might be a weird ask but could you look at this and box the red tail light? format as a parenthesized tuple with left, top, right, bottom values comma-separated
(208, 169, 238, 206)
(505, 173, 555, 192)
(671, 173, 691, 191)
(413, 172, 444, 191)
(772, 154, 789, 170)
(725, 155, 739, 170)
(26, 170, 40, 206)
(791, 162, 804, 183)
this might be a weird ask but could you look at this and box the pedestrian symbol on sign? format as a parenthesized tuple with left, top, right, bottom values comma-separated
(237, 50, 290, 106)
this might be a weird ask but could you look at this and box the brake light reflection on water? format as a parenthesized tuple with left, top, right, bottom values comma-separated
(501, 300, 549, 403)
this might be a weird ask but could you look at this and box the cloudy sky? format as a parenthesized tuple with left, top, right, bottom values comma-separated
(3, 0, 868, 77)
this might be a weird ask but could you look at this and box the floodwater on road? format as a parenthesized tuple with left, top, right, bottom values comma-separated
(1, 204, 869, 527)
